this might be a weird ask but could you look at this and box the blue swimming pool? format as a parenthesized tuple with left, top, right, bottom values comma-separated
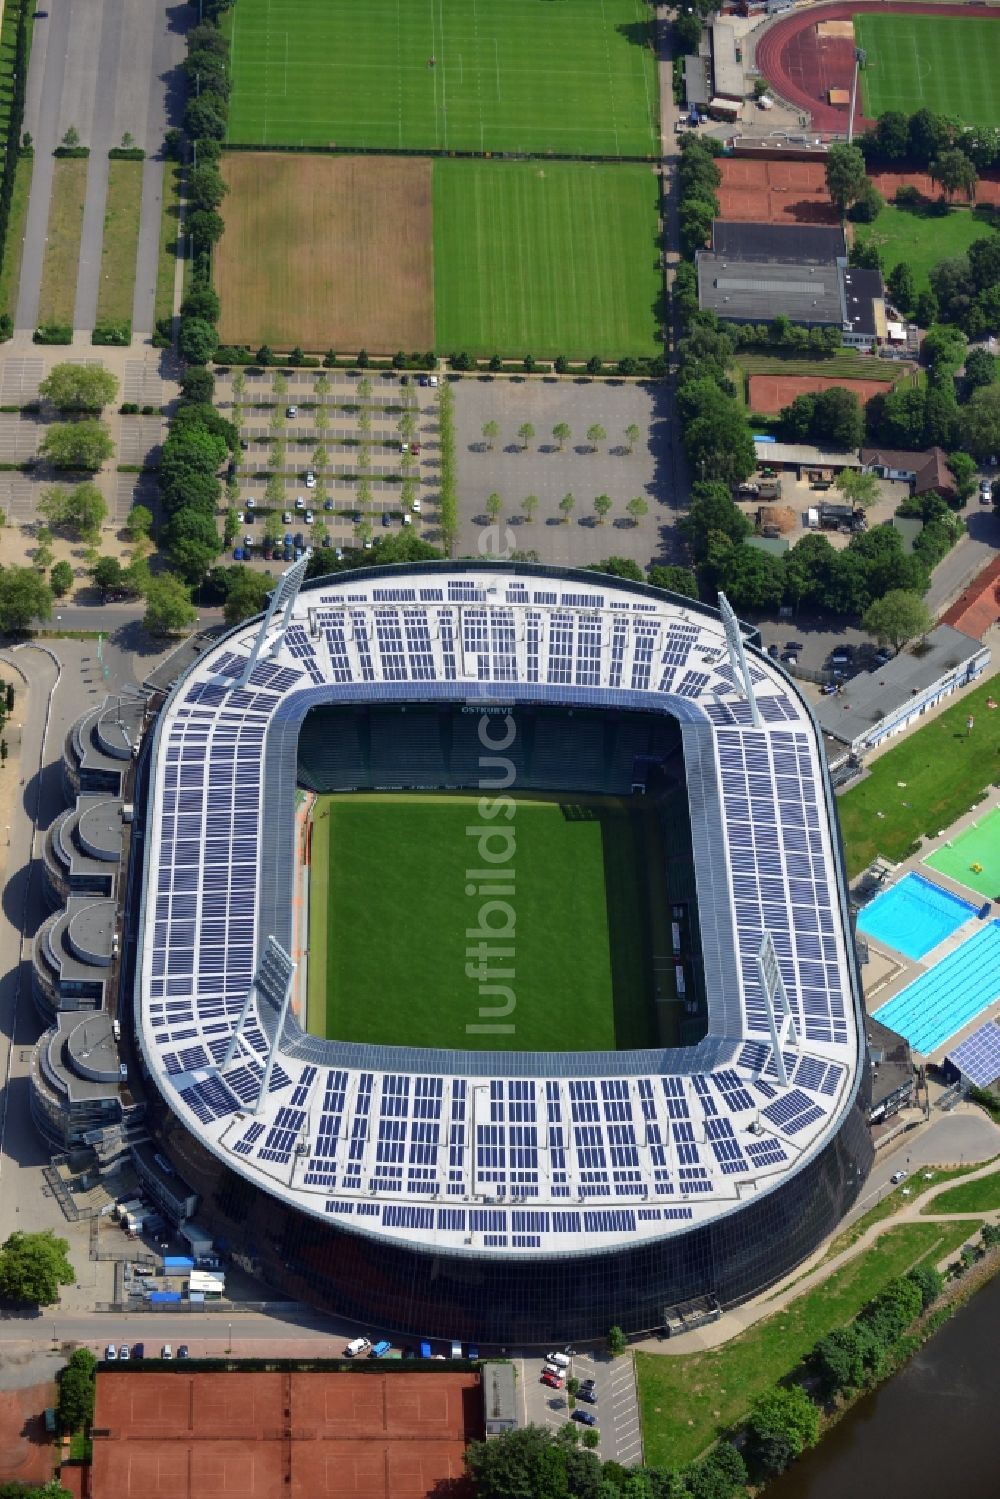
(873, 920, 1000, 1054)
(856, 872, 977, 960)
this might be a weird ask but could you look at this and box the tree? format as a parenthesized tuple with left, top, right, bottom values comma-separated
(626, 496, 648, 525)
(178, 316, 218, 365)
(648, 564, 699, 599)
(863, 589, 932, 652)
(38, 363, 117, 411)
(181, 365, 216, 404)
(608, 1325, 627, 1357)
(187, 162, 228, 211)
(962, 381, 1000, 459)
(522, 494, 538, 523)
(465, 1425, 566, 1499)
(908, 1263, 944, 1311)
(874, 111, 910, 162)
(947, 449, 977, 503)
(593, 494, 612, 525)
(144, 574, 196, 635)
(586, 423, 607, 451)
(0, 1230, 74, 1305)
(909, 108, 954, 167)
(930, 148, 978, 202)
(559, 492, 576, 524)
(964, 346, 996, 395)
(184, 93, 227, 141)
(587, 557, 643, 581)
(39, 420, 114, 471)
(624, 422, 641, 454)
(92, 556, 124, 596)
(50, 560, 73, 598)
(0, 567, 53, 630)
(811, 1326, 867, 1399)
(552, 422, 571, 450)
(746, 1386, 819, 1476)
(39, 482, 107, 539)
(681, 481, 752, 560)
(887, 261, 917, 315)
(811, 386, 865, 450)
(56, 1347, 97, 1433)
(678, 379, 756, 486)
(836, 468, 881, 509)
(486, 493, 503, 523)
(224, 568, 272, 625)
(825, 143, 868, 216)
(716, 543, 785, 610)
(482, 419, 500, 450)
(517, 421, 535, 450)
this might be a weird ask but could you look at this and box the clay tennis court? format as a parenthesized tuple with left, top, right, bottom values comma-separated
(92, 1370, 481, 1499)
(756, 3, 1000, 133)
(717, 157, 836, 224)
(217, 153, 435, 352)
(748, 372, 893, 414)
(869, 169, 1000, 207)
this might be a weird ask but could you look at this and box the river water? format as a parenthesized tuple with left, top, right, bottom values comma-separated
(767, 1271, 1000, 1498)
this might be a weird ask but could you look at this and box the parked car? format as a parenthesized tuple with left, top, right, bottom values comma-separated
(572, 1410, 597, 1426)
(285, 405, 297, 418)
(578, 1387, 598, 1404)
(321, 533, 332, 548)
(304, 510, 314, 524)
(284, 533, 293, 546)
(581, 1378, 596, 1390)
(305, 470, 316, 488)
(411, 498, 422, 513)
(344, 1337, 372, 1358)
(382, 513, 393, 527)
(233, 547, 244, 561)
(119, 1344, 130, 1361)
(245, 496, 256, 510)
(161, 1344, 173, 1360)
(105, 1344, 117, 1361)
(411, 442, 421, 455)
(767, 643, 779, 659)
(324, 498, 334, 511)
(540, 1370, 563, 1389)
(295, 495, 305, 510)
(282, 511, 292, 525)
(891, 1170, 908, 1184)
(131, 1342, 145, 1360)
(294, 532, 304, 547)
(283, 546, 294, 561)
(178, 1345, 190, 1359)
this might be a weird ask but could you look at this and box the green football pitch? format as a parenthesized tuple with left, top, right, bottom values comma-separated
(433, 159, 662, 358)
(855, 14, 1000, 127)
(226, 0, 659, 155)
(306, 793, 663, 1052)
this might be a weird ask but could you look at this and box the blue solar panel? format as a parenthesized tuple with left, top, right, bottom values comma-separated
(947, 1022, 1000, 1087)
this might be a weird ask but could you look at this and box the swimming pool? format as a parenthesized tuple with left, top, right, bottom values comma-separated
(925, 805, 1000, 901)
(856, 872, 977, 960)
(873, 920, 1000, 1054)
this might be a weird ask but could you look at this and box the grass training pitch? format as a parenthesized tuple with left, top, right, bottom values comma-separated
(307, 793, 661, 1053)
(855, 14, 1000, 127)
(856, 201, 999, 293)
(217, 153, 434, 352)
(227, 0, 658, 156)
(433, 160, 662, 358)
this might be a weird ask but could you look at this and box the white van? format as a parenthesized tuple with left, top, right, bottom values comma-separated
(344, 1337, 371, 1358)
(545, 1351, 571, 1369)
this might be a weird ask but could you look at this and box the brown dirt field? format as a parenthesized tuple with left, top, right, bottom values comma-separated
(718, 158, 837, 224)
(93, 1371, 480, 1499)
(0, 1380, 58, 1486)
(217, 153, 435, 353)
(748, 373, 893, 414)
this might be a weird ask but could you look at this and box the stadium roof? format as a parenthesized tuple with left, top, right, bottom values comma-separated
(711, 221, 846, 262)
(135, 564, 863, 1257)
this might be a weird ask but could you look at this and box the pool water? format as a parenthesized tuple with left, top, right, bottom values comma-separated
(925, 805, 1000, 901)
(856, 872, 977, 960)
(873, 921, 1000, 1055)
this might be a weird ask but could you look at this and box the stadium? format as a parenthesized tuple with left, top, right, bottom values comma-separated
(126, 561, 872, 1345)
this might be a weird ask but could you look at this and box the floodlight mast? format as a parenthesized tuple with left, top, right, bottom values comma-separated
(717, 591, 761, 727)
(237, 550, 312, 687)
(220, 937, 297, 1112)
(757, 932, 799, 1087)
(847, 48, 866, 145)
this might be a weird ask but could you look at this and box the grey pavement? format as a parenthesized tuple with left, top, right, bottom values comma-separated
(16, 0, 188, 334)
(925, 501, 1000, 616)
(452, 377, 681, 568)
(518, 1349, 642, 1466)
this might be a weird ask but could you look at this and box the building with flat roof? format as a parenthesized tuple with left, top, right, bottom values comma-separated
(815, 625, 990, 759)
(711, 221, 846, 262)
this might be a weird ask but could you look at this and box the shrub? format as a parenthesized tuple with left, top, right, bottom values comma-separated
(34, 324, 73, 345)
(92, 321, 131, 346)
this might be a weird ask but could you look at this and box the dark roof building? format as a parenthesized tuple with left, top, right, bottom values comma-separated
(711, 221, 846, 262)
(842, 266, 885, 344)
(861, 446, 956, 500)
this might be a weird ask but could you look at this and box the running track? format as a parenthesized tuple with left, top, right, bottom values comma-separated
(756, 3, 1000, 135)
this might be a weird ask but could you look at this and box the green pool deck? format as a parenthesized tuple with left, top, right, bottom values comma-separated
(925, 804, 1000, 901)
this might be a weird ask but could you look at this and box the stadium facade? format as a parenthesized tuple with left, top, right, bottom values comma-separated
(40, 563, 873, 1344)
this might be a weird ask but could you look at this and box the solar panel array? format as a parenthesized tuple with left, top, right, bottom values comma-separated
(946, 1021, 1000, 1087)
(138, 571, 860, 1253)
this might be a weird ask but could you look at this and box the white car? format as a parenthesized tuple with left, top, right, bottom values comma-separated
(285, 405, 297, 418)
(402, 513, 412, 526)
(428, 376, 439, 386)
(305, 471, 316, 488)
(161, 1344, 173, 1360)
(282, 511, 292, 525)
(411, 498, 422, 513)
(980, 479, 992, 504)
(890, 1170, 907, 1185)
(245, 496, 256, 511)
(304, 510, 314, 524)
(105, 1344, 117, 1362)
(294, 496, 305, 511)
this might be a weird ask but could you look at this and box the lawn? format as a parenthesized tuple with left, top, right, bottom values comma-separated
(37, 157, 88, 328)
(856, 201, 999, 293)
(636, 1219, 978, 1469)
(0, 152, 31, 318)
(154, 162, 183, 328)
(835, 679, 1000, 878)
(922, 1169, 1000, 1216)
(855, 14, 1000, 128)
(308, 792, 658, 1052)
(433, 159, 662, 359)
(226, 0, 658, 156)
(95, 159, 143, 332)
(217, 153, 434, 352)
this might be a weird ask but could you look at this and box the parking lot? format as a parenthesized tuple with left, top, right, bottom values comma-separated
(519, 1348, 643, 1466)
